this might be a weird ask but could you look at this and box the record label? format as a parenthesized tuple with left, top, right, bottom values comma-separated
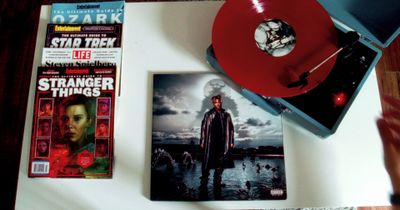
(212, 0, 338, 97)
(254, 19, 296, 57)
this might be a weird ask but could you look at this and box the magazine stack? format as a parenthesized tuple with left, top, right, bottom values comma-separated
(28, 1, 125, 178)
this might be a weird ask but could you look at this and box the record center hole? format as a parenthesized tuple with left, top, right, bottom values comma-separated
(254, 19, 296, 57)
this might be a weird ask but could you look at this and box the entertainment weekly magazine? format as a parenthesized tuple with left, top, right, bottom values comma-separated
(28, 66, 116, 178)
(45, 24, 123, 48)
(151, 73, 287, 200)
(50, 1, 125, 24)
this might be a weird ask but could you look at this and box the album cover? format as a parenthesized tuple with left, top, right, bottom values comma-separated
(50, 1, 125, 24)
(45, 24, 122, 48)
(28, 66, 116, 178)
(151, 73, 287, 200)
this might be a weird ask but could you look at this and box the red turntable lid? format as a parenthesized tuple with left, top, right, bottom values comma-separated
(212, 0, 339, 97)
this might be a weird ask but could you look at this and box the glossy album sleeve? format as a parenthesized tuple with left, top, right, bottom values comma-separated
(150, 72, 287, 200)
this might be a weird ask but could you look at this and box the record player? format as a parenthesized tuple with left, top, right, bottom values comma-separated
(206, 0, 400, 137)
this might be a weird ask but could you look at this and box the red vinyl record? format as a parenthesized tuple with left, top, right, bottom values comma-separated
(212, 0, 338, 97)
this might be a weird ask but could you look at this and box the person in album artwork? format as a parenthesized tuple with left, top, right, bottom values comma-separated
(36, 139, 49, 157)
(97, 98, 110, 116)
(199, 95, 234, 188)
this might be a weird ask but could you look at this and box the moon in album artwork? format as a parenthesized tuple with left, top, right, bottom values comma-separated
(203, 79, 231, 98)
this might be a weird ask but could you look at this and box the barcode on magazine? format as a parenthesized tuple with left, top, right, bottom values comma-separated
(32, 161, 50, 174)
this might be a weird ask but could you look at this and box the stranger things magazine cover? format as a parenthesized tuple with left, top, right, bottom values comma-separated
(28, 66, 116, 178)
(150, 73, 287, 200)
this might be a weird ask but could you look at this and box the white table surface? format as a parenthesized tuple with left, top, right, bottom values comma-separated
(16, 2, 391, 209)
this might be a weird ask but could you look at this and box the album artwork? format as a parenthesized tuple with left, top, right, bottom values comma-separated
(45, 24, 122, 48)
(151, 73, 287, 200)
(28, 66, 116, 178)
(50, 1, 125, 24)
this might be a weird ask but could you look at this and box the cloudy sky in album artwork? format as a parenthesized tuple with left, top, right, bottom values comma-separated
(152, 73, 283, 148)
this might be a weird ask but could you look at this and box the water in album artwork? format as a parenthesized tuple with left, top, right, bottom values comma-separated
(150, 73, 287, 201)
(28, 66, 116, 178)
